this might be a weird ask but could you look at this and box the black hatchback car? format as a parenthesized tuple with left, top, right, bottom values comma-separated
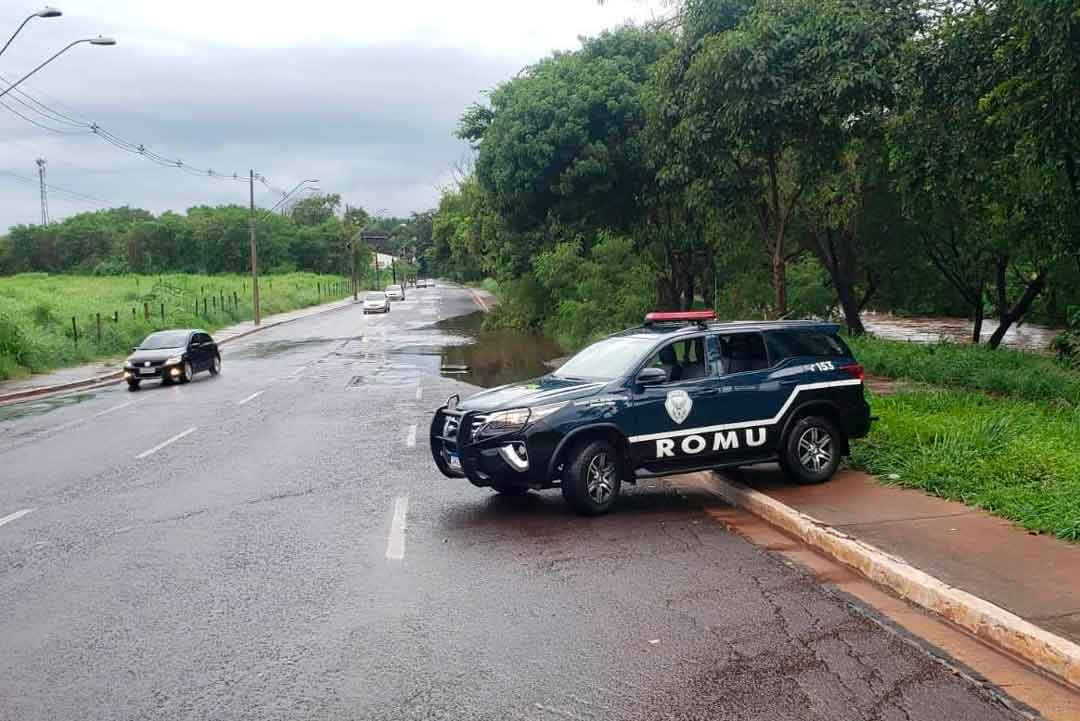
(431, 312, 872, 515)
(123, 329, 221, 390)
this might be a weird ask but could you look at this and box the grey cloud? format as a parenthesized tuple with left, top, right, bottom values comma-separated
(1, 39, 516, 228)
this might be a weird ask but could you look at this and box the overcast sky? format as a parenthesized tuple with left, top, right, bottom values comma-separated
(0, 0, 668, 231)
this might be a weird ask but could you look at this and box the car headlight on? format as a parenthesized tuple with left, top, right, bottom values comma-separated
(165, 355, 183, 366)
(475, 402, 567, 438)
(124, 361, 133, 369)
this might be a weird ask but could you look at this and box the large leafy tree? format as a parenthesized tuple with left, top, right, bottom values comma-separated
(890, 0, 1080, 347)
(464, 27, 673, 238)
(670, 0, 917, 317)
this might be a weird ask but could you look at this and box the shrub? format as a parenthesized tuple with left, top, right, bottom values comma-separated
(1051, 306, 1080, 370)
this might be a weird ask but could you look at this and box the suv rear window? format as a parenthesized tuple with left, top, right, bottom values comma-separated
(765, 330, 849, 360)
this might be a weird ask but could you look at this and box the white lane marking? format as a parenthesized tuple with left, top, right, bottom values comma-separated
(48, 400, 135, 434)
(96, 401, 134, 418)
(405, 423, 417, 448)
(415, 383, 422, 401)
(0, 508, 35, 529)
(385, 495, 409, 560)
(136, 426, 197, 460)
(237, 390, 264, 406)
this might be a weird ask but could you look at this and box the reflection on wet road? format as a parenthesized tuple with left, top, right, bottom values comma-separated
(0, 391, 98, 423)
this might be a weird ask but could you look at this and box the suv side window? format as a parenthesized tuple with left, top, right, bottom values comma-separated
(716, 333, 770, 375)
(765, 330, 848, 361)
(643, 337, 708, 383)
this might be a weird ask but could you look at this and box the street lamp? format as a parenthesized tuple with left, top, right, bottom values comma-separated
(0, 7, 62, 60)
(249, 176, 319, 325)
(0, 36, 117, 100)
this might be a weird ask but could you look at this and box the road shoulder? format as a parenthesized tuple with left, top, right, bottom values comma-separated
(702, 467, 1080, 695)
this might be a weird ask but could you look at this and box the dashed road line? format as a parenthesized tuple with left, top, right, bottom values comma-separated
(415, 383, 423, 401)
(405, 423, 417, 448)
(48, 400, 135, 434)
(386, 495, 409, 560)
(136, 427, 197, 460)
(236, 390, 264, 405)
(0, 508, 35, 529)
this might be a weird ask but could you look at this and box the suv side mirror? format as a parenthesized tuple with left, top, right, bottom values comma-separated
(636, 367, 667, 386)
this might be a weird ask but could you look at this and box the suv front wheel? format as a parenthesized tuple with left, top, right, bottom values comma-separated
(781, 416, 842, 485)
(562, 439, 622, 515)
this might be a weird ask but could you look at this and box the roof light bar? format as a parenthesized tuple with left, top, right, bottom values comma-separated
(643, 310, 717, 325)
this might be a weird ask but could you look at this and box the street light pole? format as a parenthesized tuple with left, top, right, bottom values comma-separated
(0, 36, 116, 101)
(0, 7, 62, 60)
(249, 169, 261, 326)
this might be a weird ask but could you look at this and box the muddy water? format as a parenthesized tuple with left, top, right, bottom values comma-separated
(862, 312, 1060, 352)
(426, 312, 565, 388)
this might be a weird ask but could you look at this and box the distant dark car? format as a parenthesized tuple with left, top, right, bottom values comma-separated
(431, 312, 872, 515)
(123, 329, 220, 390)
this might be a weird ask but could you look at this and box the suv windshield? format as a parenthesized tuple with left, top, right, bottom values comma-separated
(553, 336, 657, 381)
(138, 331, 190, 350)
(387, 285, 402, 292)
(366, 293, 386, 300)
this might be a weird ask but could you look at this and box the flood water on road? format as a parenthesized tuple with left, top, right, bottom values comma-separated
(393, 311, 565, 388)
(862, 312, 1060, 352)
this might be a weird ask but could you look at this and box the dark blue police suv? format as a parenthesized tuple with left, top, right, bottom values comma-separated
(430, 311, 872, 515)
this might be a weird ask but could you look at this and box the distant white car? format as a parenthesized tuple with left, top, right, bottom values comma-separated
(363, 292, 390, 314)
(385, 284, 405, 301)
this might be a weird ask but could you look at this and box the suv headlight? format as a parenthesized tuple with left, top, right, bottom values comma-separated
(475, 402, 567, 438)
(165, 355, 183, 366)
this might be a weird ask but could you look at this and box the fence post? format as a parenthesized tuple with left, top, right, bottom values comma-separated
(143, 302, 149, 321)
(96, 313, 101, 344)
(160, 303, 165, 322)
(71, 316, 78, 345)
(212, 296, 217, 312)
(220, 290, 224, 311)
(132, 307, 136, 321)
(113, 310, 119, 324)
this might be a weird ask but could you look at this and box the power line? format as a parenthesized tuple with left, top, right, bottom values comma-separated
(0, 74, 274, 187)
(0, 169, 119, 207)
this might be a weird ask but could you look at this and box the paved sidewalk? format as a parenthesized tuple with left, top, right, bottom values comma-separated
(0, 297, 356, 402)
(723, 466, 1080, 646)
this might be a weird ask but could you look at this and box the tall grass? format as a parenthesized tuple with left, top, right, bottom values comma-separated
(852, 389, 1080, 541)
(849, 335, 1080, 405)
(0, 272, 355, 380)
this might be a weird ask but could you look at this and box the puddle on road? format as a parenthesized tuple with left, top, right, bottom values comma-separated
(226, 336, 356, 360)
(389, 311, 565, 388)
(862, 313, 1059, 352)
(0, 391, 98, 423)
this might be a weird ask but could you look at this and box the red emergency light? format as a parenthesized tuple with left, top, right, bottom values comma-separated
(644, 310, 717, 325)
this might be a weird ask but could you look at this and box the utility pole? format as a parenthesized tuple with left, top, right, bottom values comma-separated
(373, 251, 380, 288)
(249, 169, 261, 325)
(36, 157, 48, 225)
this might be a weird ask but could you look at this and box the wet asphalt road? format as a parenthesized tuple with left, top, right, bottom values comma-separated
(0, 286, 1020, 721)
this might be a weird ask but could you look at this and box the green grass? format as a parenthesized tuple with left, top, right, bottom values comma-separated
(852, 388, 1080, 541)
(0, 272, 356, 380)
(849, 335, 1080, 405)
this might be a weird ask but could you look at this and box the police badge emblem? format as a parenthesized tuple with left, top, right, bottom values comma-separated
(664, 389, 692, 424)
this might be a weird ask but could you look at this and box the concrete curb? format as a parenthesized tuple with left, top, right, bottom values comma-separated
(0, 298, 356, 406)
(711, 473, 1080, 690)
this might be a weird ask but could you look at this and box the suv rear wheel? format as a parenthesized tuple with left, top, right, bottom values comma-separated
(561, 439, 621, 515)
(781, 416, 842, 484)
